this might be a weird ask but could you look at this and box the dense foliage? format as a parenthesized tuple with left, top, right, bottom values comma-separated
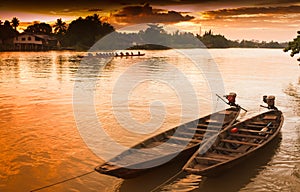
(0, 20, 18, 40)
(96, 25, 287, 50)
(284, 31, 300, 62)
(62, 14, 115, 50)
(0, 15, 288, 51)
(0, 15, 115, 51)
(24, 23, 52, 35)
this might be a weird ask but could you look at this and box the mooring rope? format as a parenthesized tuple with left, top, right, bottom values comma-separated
(150, 170, 184, 192)
(30, 170, 95, 192)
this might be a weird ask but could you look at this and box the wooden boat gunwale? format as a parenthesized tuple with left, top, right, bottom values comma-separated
(95, 106, 241, 179)
(183, 109, 284, 176)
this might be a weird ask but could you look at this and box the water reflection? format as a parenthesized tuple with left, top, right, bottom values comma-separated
(154, 136, 281, 192)
(118, 155, 191, 192)
(0, 50, 299, 192)
(0, 56, 20, 80)
(284, 82, 300, 116)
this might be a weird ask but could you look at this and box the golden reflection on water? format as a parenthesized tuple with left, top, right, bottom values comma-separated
(0, 52, 97, 191)
(0, 49, 299, 192)
(0, 50, 211, 191)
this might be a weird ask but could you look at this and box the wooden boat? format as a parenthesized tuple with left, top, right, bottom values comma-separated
(95, 106, 241, 179)
(77, 53, 145, 59)
(114, 53, 145, 57)
(183, 109, 284, 176)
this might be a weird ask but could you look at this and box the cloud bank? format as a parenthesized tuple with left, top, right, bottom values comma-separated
(113, 4, 194, 24)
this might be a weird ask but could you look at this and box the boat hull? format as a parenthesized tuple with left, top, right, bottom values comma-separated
(184, 110, 284, 176)
(95, 107, 241, 179)
(96, 144, 198, 179)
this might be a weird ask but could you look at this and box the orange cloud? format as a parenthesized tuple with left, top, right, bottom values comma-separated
(201, 5, 300, 19)
(112, 3, 194, 25)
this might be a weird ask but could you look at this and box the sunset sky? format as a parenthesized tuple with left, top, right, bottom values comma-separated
(1, 0, 300, 42)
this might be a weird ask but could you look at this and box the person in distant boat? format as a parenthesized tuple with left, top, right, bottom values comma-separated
(131, 52, 133, 56)
(120, 52, 124, 56)
(138, 51, 141, 56)
(125, 52, 129, 56)
(115, 53, 119, 56)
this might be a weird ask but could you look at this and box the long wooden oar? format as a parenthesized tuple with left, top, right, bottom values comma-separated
(260, 105, 268, 108)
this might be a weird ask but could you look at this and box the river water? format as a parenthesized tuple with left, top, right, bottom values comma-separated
(0, 49, 299, 192)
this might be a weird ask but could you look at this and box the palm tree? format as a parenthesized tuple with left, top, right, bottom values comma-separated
(92, 14, 101, 24)
(11, 17, 20, 31)
(53, 18, 67, 35)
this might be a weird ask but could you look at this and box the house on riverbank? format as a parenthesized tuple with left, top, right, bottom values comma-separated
(0, 33, 60, 51)
(14, 33, 59, 51)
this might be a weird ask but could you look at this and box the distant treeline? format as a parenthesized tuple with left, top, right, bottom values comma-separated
(91, 25, 287, 50)
(0, 15, 287, 51)
(198, 30, 287, 48)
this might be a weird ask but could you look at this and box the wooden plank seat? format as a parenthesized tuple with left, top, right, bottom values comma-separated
(197, 123, 223, 129)
(263, 115, 278, 120)
(188, 127, 220, 133)
(249, 121, 268, 126)
(167, 135, 202, 143)
(205, 120, 229, 125)
(245, 124, 276, 129)
(195, 156, 224, 162)
(205, 119, 219, 123)
(214, 146, 245, 153)
(220, 139, 260, 146)
(205, 153, 234, 160)
(177, 131, 205, 138)
(230, 133, 268, 140)
(238, 128, 273, 134)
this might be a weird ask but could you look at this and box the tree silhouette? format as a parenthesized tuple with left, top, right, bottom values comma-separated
(284, 31, 300, 62)
(141, 24, 166, 44)
(4, 20, 10, 27)
(199, 30, 230, 48)
(11, 17, 20, 31)
(0, 20, 18, 41)
(86, 14, 101, 25)
(62, 15, 114, 49)
(53, 18, 67, 35)
(25, 23, 52, 35)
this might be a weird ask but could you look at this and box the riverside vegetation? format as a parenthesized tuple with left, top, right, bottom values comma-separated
(0, 14, 292, 51)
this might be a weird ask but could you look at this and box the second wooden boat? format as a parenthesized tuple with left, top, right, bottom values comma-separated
(114, 53, 145, 57)
(183, 109, 284, 176)
(95, 106, 241, 179)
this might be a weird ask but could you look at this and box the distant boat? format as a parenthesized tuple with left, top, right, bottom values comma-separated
(95, 106, 241, 179)
(76, 53, 145, 59)
(183, 109, 283, 176)
(114, 53, 145, 57)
